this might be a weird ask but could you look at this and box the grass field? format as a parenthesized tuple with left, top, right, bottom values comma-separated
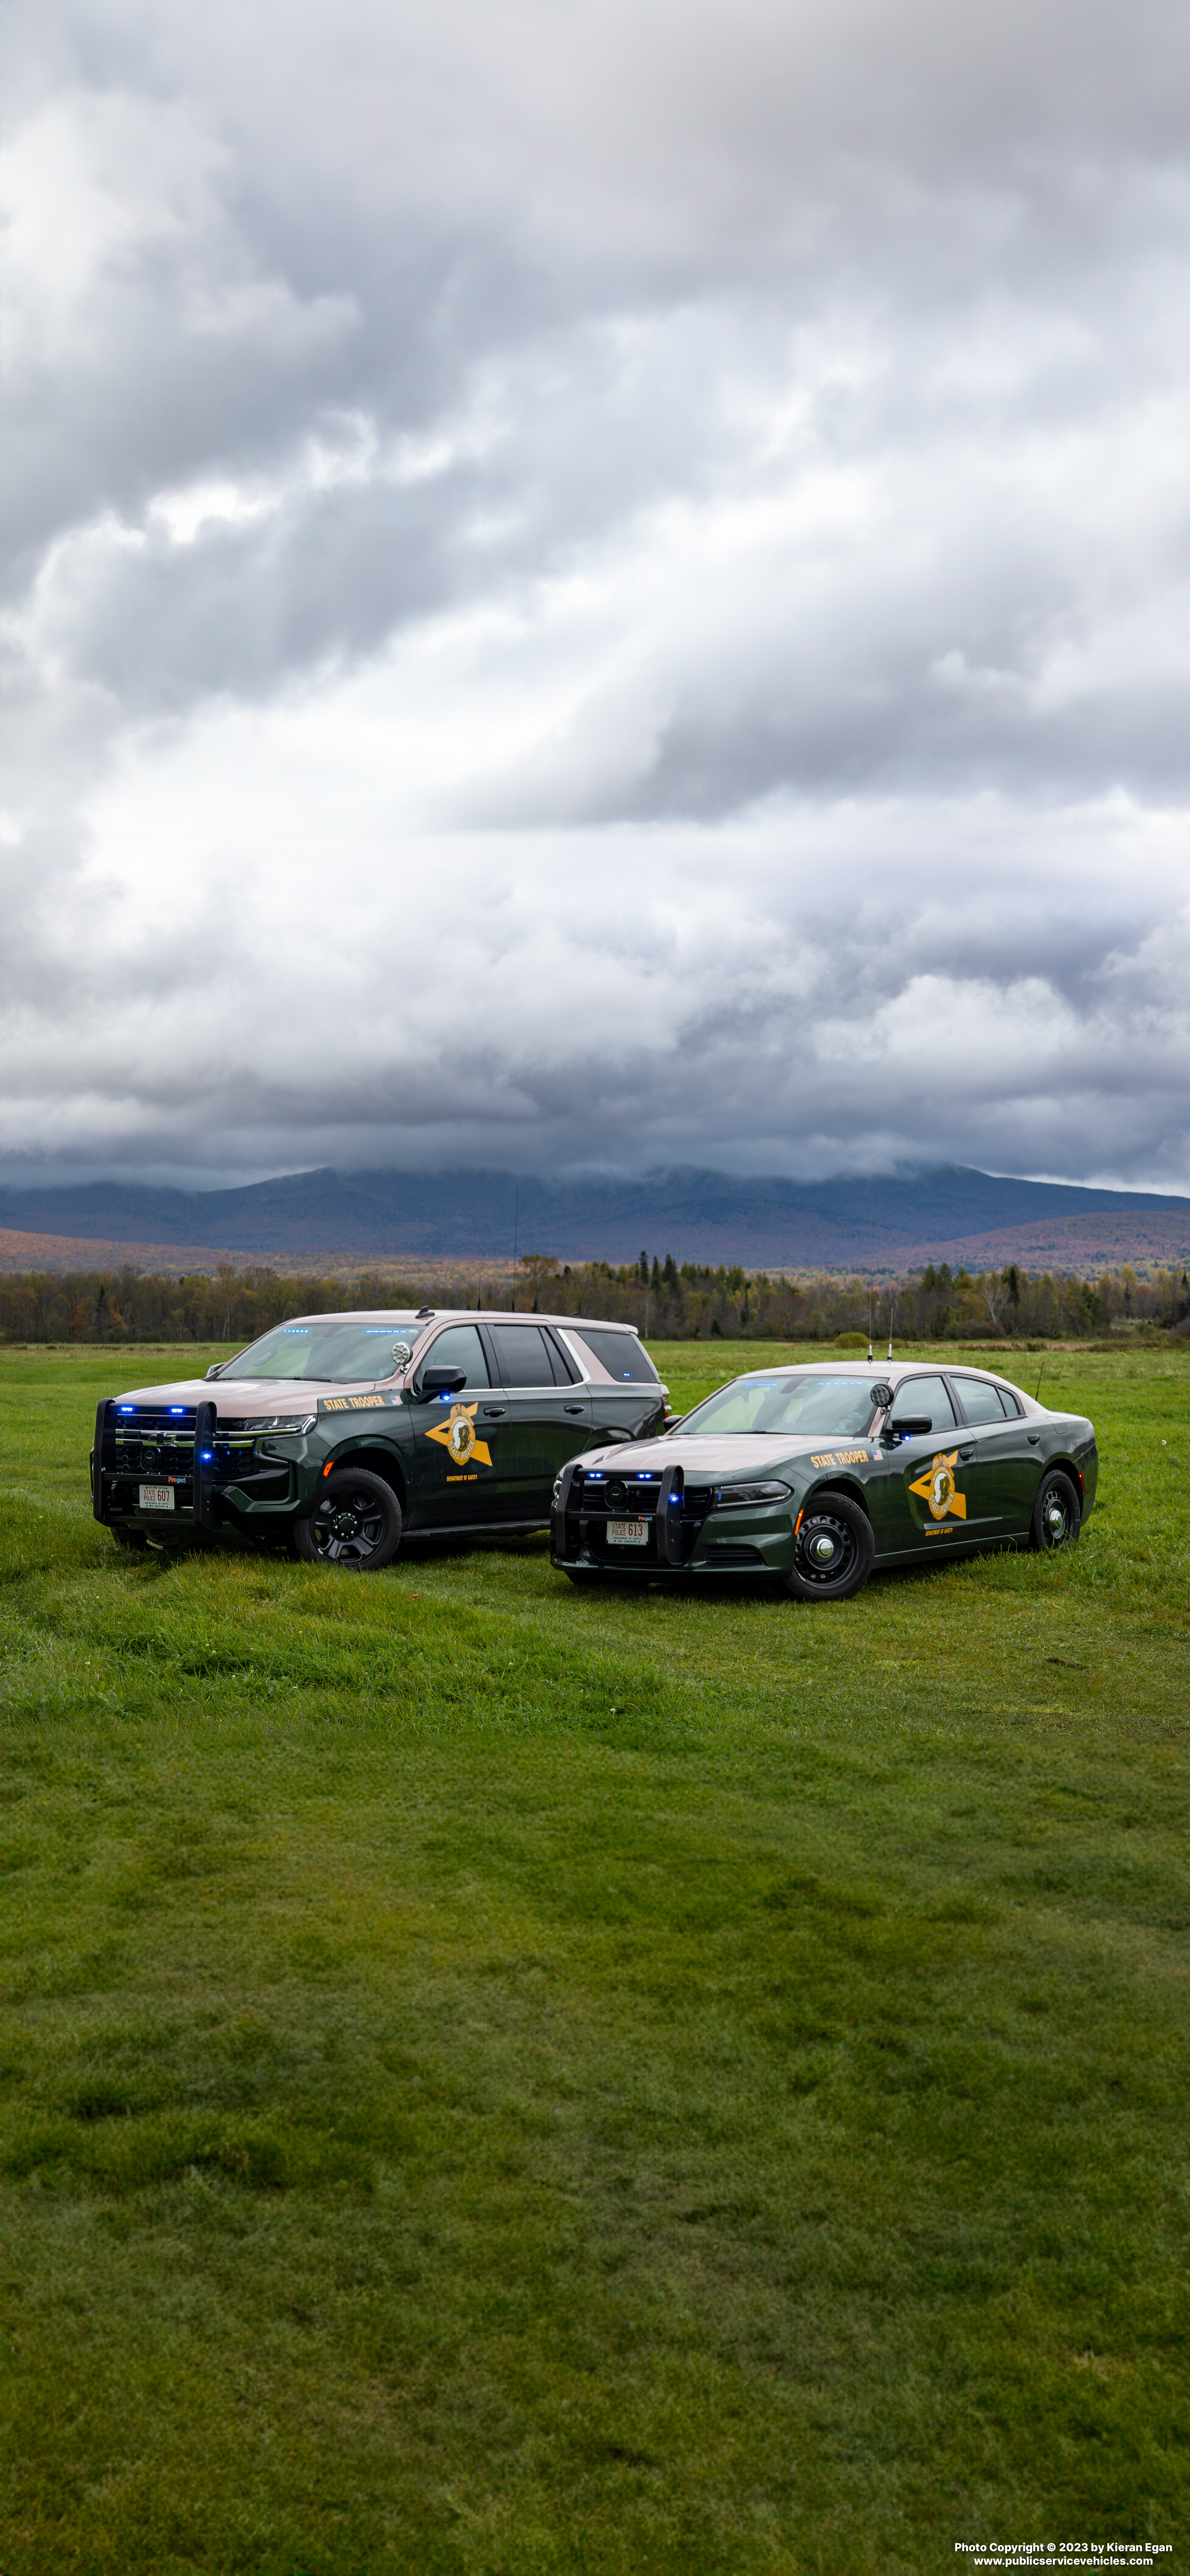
(2, 1339, 1188, 2576)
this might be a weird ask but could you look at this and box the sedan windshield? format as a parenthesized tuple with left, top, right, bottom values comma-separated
(220, 1321, 417, 1384)
(679, 1374, 881, 1438)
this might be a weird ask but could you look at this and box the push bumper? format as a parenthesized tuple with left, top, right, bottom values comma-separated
(550, 1461, 795, 1576)
(92, 1398, 314, 1540)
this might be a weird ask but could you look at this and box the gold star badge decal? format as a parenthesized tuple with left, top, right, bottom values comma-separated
(908, 1450, 967, 1521)
(425, 1401, 491, 1468)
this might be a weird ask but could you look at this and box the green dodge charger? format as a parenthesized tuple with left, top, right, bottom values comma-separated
(550, 1360, 1097, 1601)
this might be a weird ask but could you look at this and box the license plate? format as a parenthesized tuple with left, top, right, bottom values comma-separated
(139, 1484, 175, 1511)
(607, 1519, 648, 1544)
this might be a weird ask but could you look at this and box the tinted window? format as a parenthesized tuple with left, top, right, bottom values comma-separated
(997, 1386, 1023, 1417)
(894, 1374, 957, 1430)
(488, 1325, 556, 1386)
(953, 1377, 1008, 1424)
(572, 1330, 659, 1384)
(542, 1330, 579, 1384)
(422, 1323, 489, 1388)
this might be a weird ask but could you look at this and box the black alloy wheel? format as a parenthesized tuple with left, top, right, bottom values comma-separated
(1030, 1469, 1081, 1552)
(784, 1489, 875, 1604)
(294, 1469, 403, 1571)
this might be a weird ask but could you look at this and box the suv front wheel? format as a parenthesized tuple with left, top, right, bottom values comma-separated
(293, 1469, 403, 1571)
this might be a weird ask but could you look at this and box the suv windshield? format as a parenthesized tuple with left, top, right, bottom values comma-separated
(680, 1374, 881, 1438)
(221, 1321, 418, 1384)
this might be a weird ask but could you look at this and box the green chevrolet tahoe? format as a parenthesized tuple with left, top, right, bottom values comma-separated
(91, 1309, 668, 1568)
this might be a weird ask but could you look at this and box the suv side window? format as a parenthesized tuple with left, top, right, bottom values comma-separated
(569, 1329, 659, 1384)
(541, 1329, 579, 1384)
(422, 1324, 490, 1388)
(488, 1325, 556, 1386)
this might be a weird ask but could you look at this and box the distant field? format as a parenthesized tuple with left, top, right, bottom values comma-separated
(1, 1341, 1188, 2575)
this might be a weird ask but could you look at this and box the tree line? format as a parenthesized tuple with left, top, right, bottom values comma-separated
(2, 1253, 1188, 1345)
(524, 1254, 1190, 1342)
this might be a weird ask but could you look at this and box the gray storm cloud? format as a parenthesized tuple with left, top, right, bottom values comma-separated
(2, 0, 1188, 1190)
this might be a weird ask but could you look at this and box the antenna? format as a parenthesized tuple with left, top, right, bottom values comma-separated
(511, 1181, 519, 1311)
(1034, 1359, 1045, 1402)
(886, 1286, 896, 1364)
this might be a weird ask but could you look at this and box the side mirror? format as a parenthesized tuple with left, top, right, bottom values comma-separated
(417, 1365, 467, 1400)
(887, 1413, 933, 1439)
(205, 1364, 224, 1379)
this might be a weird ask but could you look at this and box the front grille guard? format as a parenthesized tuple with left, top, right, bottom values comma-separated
(93, 1398, 220, 1530)
(552, 1461, 703, 1567)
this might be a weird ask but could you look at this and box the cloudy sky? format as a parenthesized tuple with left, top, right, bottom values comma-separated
(3, 0, 1188, 1194)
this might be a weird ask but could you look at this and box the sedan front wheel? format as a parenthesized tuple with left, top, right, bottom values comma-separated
(293, 1469, 403, 1571)
(784, 1490, 875, 1603)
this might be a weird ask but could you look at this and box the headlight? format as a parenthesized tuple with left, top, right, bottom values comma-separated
(226, 1414, 317, 1436)
(714, 1481, 793, 1507)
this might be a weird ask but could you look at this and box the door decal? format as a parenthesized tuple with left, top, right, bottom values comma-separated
(425, 1403, 492, 1470)
(909, 1450, 967, 1521)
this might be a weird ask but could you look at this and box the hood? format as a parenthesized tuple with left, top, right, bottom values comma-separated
(109, 1374, 396, 1416)
(580, 1432, 872, 1478)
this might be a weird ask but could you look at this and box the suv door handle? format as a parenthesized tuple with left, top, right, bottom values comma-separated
(958, 1443, 976, 1460)
(482, 1405, 506, 1417)
(563, 1403, 585, 1414)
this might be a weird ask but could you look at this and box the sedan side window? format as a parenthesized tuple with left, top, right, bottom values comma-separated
(421, 1324, 490, 1388)
(898, 1373, 957, 1428)
(488, 1325, 556, 1386)
(952, 1377, 1009, 1425)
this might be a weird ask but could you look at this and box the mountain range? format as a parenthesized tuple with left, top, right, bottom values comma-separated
(1, 1164, 1188, 1278)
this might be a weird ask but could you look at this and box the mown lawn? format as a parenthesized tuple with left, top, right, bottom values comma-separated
(1, 1339, 1188, 2576)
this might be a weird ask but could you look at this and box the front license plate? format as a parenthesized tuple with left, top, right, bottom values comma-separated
(607, 1519, 648, 1544)
(139, 1484, 174, 1511)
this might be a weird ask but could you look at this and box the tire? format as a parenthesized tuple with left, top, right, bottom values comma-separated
(784, 1490, 875, 1603)
(1030, 1468, 1081, 1553)
(293, 1469, 403, 1571)
(111, 1525, 147, 1550)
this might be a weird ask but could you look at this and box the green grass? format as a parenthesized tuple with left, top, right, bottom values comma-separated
(1, 1339, 1188, 2575)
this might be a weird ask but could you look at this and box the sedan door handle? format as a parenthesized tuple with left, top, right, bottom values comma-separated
(958, 1444, 976, 1460)
(1027, 1432, 1040, 1445)
(563, 1403, 585, 1414)
(482, 1406, 507, 1417)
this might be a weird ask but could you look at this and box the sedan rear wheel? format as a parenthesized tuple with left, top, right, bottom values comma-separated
(1030, 1468, 1081, 1552)
(294, 1469, 403, 1571)
(784, 1489, 875, 1603)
